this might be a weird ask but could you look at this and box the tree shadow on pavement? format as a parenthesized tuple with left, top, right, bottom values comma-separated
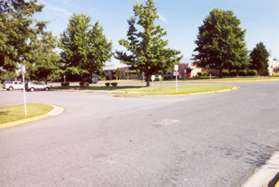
(50, 85, 145, 91)
(245, 142, 278, 168)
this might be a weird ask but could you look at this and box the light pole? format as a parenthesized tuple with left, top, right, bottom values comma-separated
(21, 65, 27, 117)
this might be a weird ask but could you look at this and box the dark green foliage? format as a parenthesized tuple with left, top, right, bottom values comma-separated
(0, 0, 27, 12)
(105, 82, 110, 87)
(111, 82, 118, 87)
(28, 32, 60, 81)
(0, 70, 17, 81)
(115, 0, 182, 86)
(220, 69, 257, 77)
(61, 82, 70, 87)
(197, 72, 209, 77)
(0, 0, 43, 73)
(247, 70, 258, 76)
(250, 42, 270, 76)
(60, 14, 112, 81)
(229, 70, 237, 77)
(0, 0, 59, 82)
(193, 9, 249, 76)
(238, 70, 247, 76)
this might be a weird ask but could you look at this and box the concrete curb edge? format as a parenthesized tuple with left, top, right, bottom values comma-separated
(113, 86, 239, 97)
(0, 105, 64, 129)
(242, 152, 279, 187)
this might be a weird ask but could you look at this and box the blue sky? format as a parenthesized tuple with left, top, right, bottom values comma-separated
(36, 0, 279, 61)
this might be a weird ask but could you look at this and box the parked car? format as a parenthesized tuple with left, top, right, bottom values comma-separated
(26, 81, 49, 92)
(3, 81, 24, 91)
(151, 75, 163, 81)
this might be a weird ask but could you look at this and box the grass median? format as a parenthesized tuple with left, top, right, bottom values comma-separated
(114, 84, 235, 96)
(205, 76, 279, 82)
(0, 103, 53, 126)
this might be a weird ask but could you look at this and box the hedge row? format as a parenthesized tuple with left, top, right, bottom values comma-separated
(198, 70, 258, 77)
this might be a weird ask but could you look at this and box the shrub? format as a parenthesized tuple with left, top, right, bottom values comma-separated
(202, 72, 209, 77)
(105, 82, 110, 87)
(61, 82, 70, 87)
(111, 82, 118, 88)
(197, 72, 209, 77)
(222, 70, 230, 77)
(238, 70, 247, 76)
(80, 82, 90, 87)
(247, 70, 258, 76)
(229, 70, 237, 77)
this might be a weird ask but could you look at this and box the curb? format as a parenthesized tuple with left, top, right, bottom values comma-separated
(0, 105, 64, 129)
(113, 86, 239, 97)
(182, 86, 239, 96)
(242, 152, 279, 187)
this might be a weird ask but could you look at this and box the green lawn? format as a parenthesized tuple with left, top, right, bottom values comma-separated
(114, 84, 235, 96)
(0, 103, 53, 125)
(182, 76, 279, 82)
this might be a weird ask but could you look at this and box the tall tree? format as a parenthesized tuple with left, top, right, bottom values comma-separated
(250, 42, 270, 76)
(0, 0, 27, 12)
(115, 0, 182, 86)
(193, 9, 248, 76)
(86, 22, 113, 75)
(28, 31, 60, 81)
(0, 0, 43, 74)
(60, 14, 112, 81)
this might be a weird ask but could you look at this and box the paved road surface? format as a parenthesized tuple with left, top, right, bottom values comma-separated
(0, 82, 279, 186)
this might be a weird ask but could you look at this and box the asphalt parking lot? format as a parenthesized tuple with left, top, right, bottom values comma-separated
(1, 81, 279, 186)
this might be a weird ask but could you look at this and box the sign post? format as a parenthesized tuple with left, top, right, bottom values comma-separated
(21, 65, 27, 117)
(174, 65, 179, 92)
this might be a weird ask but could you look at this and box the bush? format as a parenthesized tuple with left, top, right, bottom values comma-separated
(61, 82, 70, 87)
(105, 82, 110, 87)
(111, 82, 118, 88)
(229, 70, 237, 77)
(247, 70, 258, 76)
(238, 70, 247, 76)
(80, 82, 90, 87)
(197, 72, 209, 77)
(202, 72, 209, 77)
(222, 70, 230, 77)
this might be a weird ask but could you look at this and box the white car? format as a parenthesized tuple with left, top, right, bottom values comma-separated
(26, 81, 49, 92)
(3, 81, 24, 91)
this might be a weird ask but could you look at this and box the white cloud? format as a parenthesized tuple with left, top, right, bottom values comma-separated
(39, 0, 72, 17)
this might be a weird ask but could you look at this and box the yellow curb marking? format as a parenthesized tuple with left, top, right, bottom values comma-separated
(0, 105, 64, 129)
(0, 114, 49, 129)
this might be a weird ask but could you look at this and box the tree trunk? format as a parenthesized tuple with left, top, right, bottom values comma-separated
(145, 73, 151, 87)
(219, 68, 223, 78)
(146, 80, 150, 87)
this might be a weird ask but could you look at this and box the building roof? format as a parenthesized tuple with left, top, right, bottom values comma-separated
(103, 62, 130, 71)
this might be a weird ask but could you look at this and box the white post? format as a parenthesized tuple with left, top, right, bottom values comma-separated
(21, 65, 27, 117)
(176, 73, 178, 92)
(174, 65, 179, 93)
